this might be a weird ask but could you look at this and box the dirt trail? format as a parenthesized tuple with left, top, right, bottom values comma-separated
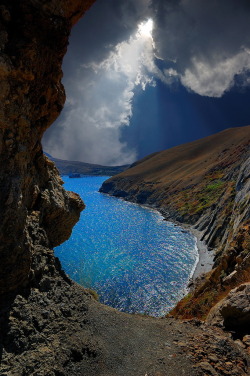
(84, 298, 250, 376)
(1, 271, 249, 376)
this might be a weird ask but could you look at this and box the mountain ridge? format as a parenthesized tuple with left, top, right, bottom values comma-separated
(44, 152, 130, 176)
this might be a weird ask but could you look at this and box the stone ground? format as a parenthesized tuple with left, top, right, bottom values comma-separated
(0, 252, 249, 376)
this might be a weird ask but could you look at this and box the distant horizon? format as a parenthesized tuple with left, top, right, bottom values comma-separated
(44, 123, 250, 167)
(43, 0, 250, 166)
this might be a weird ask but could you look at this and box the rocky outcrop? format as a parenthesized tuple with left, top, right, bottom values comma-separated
(0, 1, 249, 375)
(206, 283, 250, 334)
(0, 0, 94, 294)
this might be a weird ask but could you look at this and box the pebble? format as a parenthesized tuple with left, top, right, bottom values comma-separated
(164, 342, 171, 347)
(242, 335, 250, 346)
(208, 355, 219, 362)
(177, 342, 186, 347)
(234, 339, 246, 348)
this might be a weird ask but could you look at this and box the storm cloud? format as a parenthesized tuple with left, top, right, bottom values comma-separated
(43, 0, 250, 165)
(151, 0, 250, 96)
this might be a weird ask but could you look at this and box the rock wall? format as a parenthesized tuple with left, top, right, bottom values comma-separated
(0, 0, 94, 294)
(0, 2, 249, 375)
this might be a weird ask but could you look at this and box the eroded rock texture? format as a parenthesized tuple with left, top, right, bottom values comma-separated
(0, 1, 250, 375)
(0, 0, 94, 294)
(207, 283, 250, 334)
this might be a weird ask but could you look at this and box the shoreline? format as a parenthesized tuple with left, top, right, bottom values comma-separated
(135, 201, 215, 283)
(174, 222, 214, 282)
(189, 227, 214, 280)
(99, 191, 215, 287)
(157, 208, 214, 283)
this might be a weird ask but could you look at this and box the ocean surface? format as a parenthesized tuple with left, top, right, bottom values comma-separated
(55, 176, 198, 317)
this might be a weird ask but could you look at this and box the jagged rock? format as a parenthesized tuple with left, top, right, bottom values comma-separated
(0, 1, 250, 375)
(0, 0, 92, 294)
(243, 335, 250, 346)
(206, 283, 250, 333)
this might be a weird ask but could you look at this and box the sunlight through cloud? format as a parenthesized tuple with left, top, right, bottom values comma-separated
(137, 19, 154, 39)
(44, 18, 166, 165)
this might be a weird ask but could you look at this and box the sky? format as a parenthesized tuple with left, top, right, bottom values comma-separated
(42, 0, 250, 166)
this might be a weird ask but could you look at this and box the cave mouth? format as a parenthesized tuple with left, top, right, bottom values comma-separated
(224, 315, 250, 340)
(54, 176, 199, 318)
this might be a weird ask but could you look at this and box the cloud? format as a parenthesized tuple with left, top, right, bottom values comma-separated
(151, 0, 250, 97)
(63, 0, 151, 69)
(181, 49, 250, 97)
(44, 108, 136, 166)
(43, 17, 158, 165)
(43, 0, 250, 165)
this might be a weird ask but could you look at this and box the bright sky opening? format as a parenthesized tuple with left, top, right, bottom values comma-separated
(137, 19, 153, 38)
(43, 1, 250, 167)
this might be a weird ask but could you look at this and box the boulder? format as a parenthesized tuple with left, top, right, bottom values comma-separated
(206, 283, 250, 334)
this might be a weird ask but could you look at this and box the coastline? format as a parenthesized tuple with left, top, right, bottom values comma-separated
(176, 223, 214, 282)
(155, 205, 215, 283)
(189, 227, 214, 280)
(100, 192, 215, 285)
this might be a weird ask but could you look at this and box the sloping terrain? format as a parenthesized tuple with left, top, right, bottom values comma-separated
(100, 126, 249, 214)
(1, 252, 249, 376)
(0, 1, 249, 375)
(44, 153, 129, 176)
(101, 126, 250, 319)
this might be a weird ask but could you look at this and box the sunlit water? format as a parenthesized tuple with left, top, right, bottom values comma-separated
(55, 176, 198, 317)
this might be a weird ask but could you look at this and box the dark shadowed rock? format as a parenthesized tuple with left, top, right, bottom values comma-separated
(0, 0, 92, 294)
(206, 283, 250, 334)
(0, 1, 249, 375)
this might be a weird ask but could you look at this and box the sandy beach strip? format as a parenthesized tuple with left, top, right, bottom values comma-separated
(157, 207, 215, 281)
(186, 226, 214, 280)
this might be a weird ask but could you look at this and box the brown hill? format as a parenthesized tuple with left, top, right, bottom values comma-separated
(1, 2, 249, 375)
(101, 126, 250, 201)
(101, 126, 250, 319)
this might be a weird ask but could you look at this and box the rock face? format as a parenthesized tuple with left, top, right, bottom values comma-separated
(0, 0, 94, 294)
(206, 283, 250, 333)
(100, 127, 250, 318)
(0, 1, 250, 375)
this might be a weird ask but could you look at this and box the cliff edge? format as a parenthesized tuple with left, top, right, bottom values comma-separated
(100, 126, 250, 320)
(0, 1, 249, 375)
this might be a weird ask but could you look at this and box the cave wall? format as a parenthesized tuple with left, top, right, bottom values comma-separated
(0, 0, 95, 294)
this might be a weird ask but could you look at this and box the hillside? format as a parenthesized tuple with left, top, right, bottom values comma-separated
(45, 153, 129, 176)
(0, 2, 249, 375)
(100, 126, 250, 319)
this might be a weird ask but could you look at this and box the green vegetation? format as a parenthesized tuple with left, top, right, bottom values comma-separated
(86, 288, 99, 301)
(175, 176, 235, 217)
(205, 180, 225, 192)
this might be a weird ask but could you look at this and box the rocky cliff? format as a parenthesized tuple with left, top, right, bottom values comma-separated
(100, 126, 250, 319)
(0, 0, 97, 295)
(0, 1, 249, 375)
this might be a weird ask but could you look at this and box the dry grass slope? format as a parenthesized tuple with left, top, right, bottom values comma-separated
(101, 126, 250, 319)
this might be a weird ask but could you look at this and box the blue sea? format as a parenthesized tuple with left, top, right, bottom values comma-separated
(55, 176, 198, 317)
